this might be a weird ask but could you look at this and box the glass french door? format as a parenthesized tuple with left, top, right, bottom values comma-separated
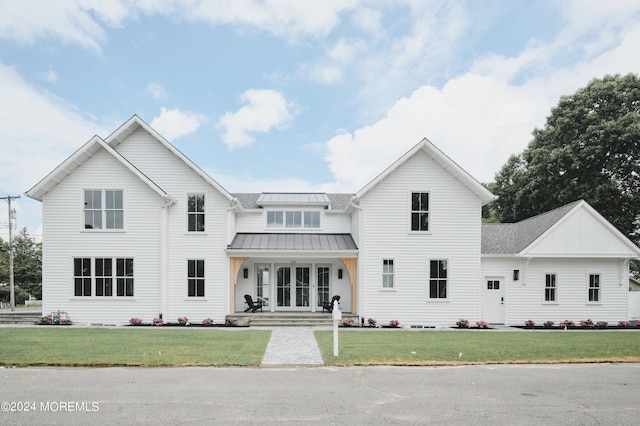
(256, 265, 270, 307)
(317, 266, 330, 308)
(276, 265, 310, 309)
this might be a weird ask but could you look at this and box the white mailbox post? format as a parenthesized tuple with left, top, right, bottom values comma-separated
(332, 299, 342, 357)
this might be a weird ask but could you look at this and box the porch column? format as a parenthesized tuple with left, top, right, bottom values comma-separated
(229, 257, 248, 313)
(339, 258, 358, 314)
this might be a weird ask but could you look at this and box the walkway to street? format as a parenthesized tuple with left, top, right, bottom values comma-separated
(261, 327, 325, 366)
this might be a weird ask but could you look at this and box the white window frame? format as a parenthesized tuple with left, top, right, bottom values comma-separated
(265, 210, 321, 230)
(72, 257, 134, 298)
(544, 273, 558, 304)
(187, 259, 206, 298)
(187, 194, 206, 233)
(381, 258, 395, 290)
(409, 191, 430, 233)
(83, 189, 125, 231)
(587, 273, 601, 304)
(428, 259, 449, 300)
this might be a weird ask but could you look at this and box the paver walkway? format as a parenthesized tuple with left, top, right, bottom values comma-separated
(261, 327, 324, 366)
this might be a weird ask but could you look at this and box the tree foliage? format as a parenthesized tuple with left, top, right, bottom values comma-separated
(488, 74, 640, 253)
(0, 228, 42, 301)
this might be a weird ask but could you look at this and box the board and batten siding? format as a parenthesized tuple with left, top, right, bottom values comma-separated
(482, 257, 629, 324)
(357, 150, 483, 326)
(114, 128, 231, 322)
(41, 149, 164, 324)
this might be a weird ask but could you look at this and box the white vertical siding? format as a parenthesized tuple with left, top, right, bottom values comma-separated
(482, 257, 629, 325)
(114, 129, 231, 323)
(41, 149, 164, 324)
(358, 150, 484, 326)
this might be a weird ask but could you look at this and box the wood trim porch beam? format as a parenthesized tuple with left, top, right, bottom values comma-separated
(339, 258, 358, 314)
(229, 257, 248, 313)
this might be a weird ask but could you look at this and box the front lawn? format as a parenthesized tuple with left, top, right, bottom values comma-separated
(315, 329, 640, 365)
(0, 328, 271, 367)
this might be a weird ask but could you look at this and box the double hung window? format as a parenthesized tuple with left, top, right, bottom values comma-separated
(188, 194, 205, 232)
(411, 192, 429, 231)
(84, 190, 123, 229)
(429, 260, 448, 299)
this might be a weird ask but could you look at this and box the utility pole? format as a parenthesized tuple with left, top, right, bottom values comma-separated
(1, 195, 20, 311)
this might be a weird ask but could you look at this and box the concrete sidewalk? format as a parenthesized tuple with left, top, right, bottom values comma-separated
(261, 327, 325, 366)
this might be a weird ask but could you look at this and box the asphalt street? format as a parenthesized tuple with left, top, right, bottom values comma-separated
(1, 363, 639, 425)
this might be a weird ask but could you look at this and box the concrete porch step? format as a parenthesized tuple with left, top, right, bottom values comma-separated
(230, 312, 360, 327)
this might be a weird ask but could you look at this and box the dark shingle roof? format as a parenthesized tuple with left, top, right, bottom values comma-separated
(482, 201, 581, 254)
(228, 233, 358, 251)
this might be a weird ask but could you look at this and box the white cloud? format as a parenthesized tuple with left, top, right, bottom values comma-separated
(147, 82, 166, 100)
(218, 89, 298, 149)
(0, 62, 104, 238)
(150, 107, 205, 141)
(324, 2, 640, 192)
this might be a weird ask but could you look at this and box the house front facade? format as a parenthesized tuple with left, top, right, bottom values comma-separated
(26, 116, 640, 326)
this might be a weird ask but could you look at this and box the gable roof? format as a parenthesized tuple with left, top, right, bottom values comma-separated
(25, 135, 175, 204)
(482, 201, 580, 254)
(355, 138, 496, 205)
(482, 200, 640, 258)
(105, 115, 235, 202)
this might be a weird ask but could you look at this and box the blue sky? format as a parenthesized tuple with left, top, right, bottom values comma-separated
(1, 0, 639, 240)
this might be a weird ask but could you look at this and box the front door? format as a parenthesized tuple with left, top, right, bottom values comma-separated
(276, 265, 311, 310)
(483, 277, 505, 324)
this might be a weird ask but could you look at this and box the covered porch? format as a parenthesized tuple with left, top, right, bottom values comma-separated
(227, 233, 358, 315)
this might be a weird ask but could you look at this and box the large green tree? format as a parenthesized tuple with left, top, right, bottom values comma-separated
(488, 74, 640, 255)
(0, 228, 42, 301)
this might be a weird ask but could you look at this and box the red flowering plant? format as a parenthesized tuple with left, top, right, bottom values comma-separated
(225, 317, 237, 327)
(202, 318, 214, 326)
(340, 318, 353, 327)
(456, 319, 469, 328)
(476, 320, 490, 329)
(367, 317, 377, 327)
(389, 319, 400, 328)
(153, 317, 164, 326)
(129, 317, 143, 326)
(177, 316, 189, 326)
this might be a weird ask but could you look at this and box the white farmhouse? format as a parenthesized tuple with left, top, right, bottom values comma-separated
(26, 116, 640, 326)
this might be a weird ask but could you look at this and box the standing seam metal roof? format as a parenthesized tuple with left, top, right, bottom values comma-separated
(228, 233, 358, 251)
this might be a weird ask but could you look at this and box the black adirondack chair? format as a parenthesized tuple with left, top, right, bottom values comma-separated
(322, 295, 340, 313)
(244, 294, 263, 313)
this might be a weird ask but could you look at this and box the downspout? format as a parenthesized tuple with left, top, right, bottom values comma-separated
(160, 196, 173, 320)
(350, 198, 362, 319)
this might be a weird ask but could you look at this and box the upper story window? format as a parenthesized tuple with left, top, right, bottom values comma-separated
(267, 210, 321, 229)
(84, 190, 123, 230)
(188, 194, 205, 232)
(411, 192, 429, 232)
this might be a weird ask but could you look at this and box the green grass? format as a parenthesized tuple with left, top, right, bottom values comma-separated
(315, 330, 640, 365)
(0, 328, 271, 367)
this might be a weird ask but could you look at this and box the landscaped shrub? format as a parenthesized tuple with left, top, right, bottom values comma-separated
(559, 320, 575, 328)
(225, 317, 237, 327)
(341, 318, 353, 327)
(202, 318, 214, 326)
(580, 319, 594, 328)
(389, 319, 400, 328)
(543, 320, 555, 328)
(596, 321, 608, 328)
(39, 316, 52, 325)
(39, 315, 72, 325)
(456, 319, 469, 328)
(618, 321, 630, 328)
(367, 317, 377, 327)
(524, 319, 535, 328)
(129, 317, 143, 326)
(153, 317, 164, 326)
(476, 320, 490, 329)
(177, 316, 189, 326)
